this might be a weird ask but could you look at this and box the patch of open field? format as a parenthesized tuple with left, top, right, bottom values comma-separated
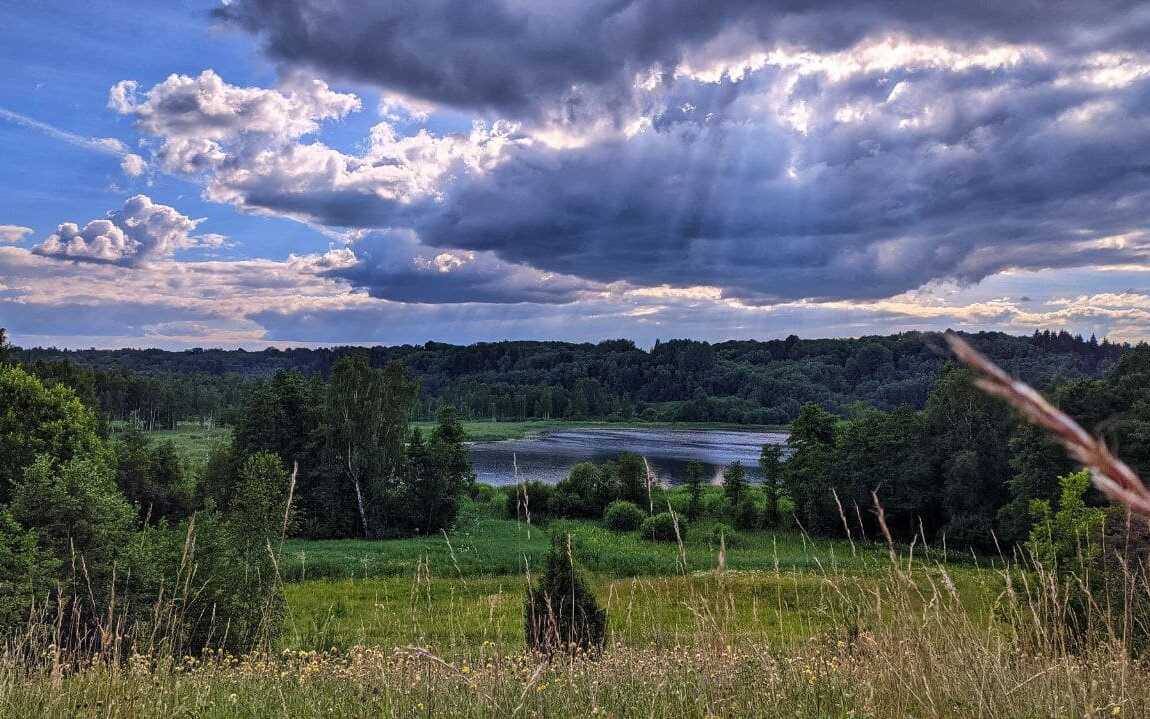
(278, 507, 906, 582)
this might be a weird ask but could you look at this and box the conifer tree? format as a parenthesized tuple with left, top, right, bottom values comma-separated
(524, 534, 606, 654)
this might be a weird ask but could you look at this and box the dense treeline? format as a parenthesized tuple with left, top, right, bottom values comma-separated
(206, 356, 475, 539)
(779, 344, 1150, 552)
(20, 358, 249, 429)
(473, 331, 1150, 559)
(14, 330, 1121, 426)
(0, 329, 286, 653)
(0, 328, 476, 653)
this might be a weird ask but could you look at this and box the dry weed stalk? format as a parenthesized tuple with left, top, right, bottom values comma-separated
(945, 332, 1150, 516)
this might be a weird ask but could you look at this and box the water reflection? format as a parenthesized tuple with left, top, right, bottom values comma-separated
(469, 428, 789, 486)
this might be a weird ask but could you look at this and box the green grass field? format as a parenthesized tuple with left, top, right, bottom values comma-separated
(280, 513, 895, 582)
(277, 497, 1004, 656)
(124, 422, 232, 472)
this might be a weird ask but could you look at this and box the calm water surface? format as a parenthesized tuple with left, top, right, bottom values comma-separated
(469, 428, 789, 486)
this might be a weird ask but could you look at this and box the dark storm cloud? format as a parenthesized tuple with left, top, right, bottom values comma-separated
(103, 3, 1150, 307)
(327, 231, 604, 304)
(216, 0, 1150, 119)
(404, 64, 1150, 302)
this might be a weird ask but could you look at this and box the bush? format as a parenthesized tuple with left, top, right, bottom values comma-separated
(702, 492, 727, 517)
(525, 535, 606, 654)
(707, 521, 740, 547)
(665, 489, 691, 517)
(734, 496, 761, 531)
(467, 483, 497, 502)
(1091, 506, 1150, 656)
(548, 487, 592, 518)
(0, 511, 58, 630)
(603, 500, 645, 532)
(640, 512, 685, 542)
(124, 508, 285, 655)
(505, 481, 554, 521)
(551, 462, 618, 518)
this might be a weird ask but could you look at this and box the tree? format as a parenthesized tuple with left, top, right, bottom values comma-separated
(615, 453, 648, 506)
(759, 445, 784, 527)
(0, 511, 59, 630)
(117, 451, 292, 655)
(324, 356, 418, 538)
(404, 407, 475, 534)
(233, 371, 323, 465)
(113, 430, 193, 523)
(783, 403, 839, 534)
(9, 454, 136, 631)
(684, 460, 705, 520)
(230, 452, 292, 544)
(11, 455, 135, 570)
(734, 496, 761, 531)
(0, 365, 106, 504)
(1025, 470, 1105, 571)
(524, 535, 606, 655)
(830, 406, 936, 541)
(924, 365, 1015, 551)
(722, 462, 747, 509)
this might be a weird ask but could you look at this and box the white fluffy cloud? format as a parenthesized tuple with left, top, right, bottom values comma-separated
(120, 153, 147, 177)
(109, 70, 361, 174)
(0, 225, 33, 244)
(33, 195, 207, 265)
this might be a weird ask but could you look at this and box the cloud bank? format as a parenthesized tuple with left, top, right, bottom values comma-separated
(11, 0, 1150, 348)
(33, 195, 209, 265)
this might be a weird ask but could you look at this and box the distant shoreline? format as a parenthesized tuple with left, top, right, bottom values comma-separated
(410, 419, 791, 443)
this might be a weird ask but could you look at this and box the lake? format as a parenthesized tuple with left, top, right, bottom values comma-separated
(469, 427, 789, 486)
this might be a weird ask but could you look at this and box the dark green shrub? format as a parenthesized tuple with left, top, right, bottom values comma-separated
(548, 487, 592, 518)
(603, 500, 645, 532)
(640, 512, 685, 542)
(505, 481, 554, 521)
(702, 492, 727, 517)
(0, 511, 59, 630)
(1090, 505, 1150, 656)
(722, 462, 748, 508)
(551, 462, 618, 518)
(734, 496, 761, 531)
(467, 483, 497, 502)
(707, 521, 740, 547)
(684, 460, 706, 520)
(615, 453, 648, 506)
(524, 535, 606, 654)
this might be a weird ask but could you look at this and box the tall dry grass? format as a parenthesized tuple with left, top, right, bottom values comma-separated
(1, 553, 1147, 717)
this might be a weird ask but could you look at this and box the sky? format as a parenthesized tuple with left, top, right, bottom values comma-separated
(2, 1, 1150, 349)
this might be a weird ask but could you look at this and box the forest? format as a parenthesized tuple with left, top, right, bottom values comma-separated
(13, 329, 1121, 428)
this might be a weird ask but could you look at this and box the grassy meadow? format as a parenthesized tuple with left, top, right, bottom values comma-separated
(25, 423, 1144, 717)
(276, 496, 1004, 654)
